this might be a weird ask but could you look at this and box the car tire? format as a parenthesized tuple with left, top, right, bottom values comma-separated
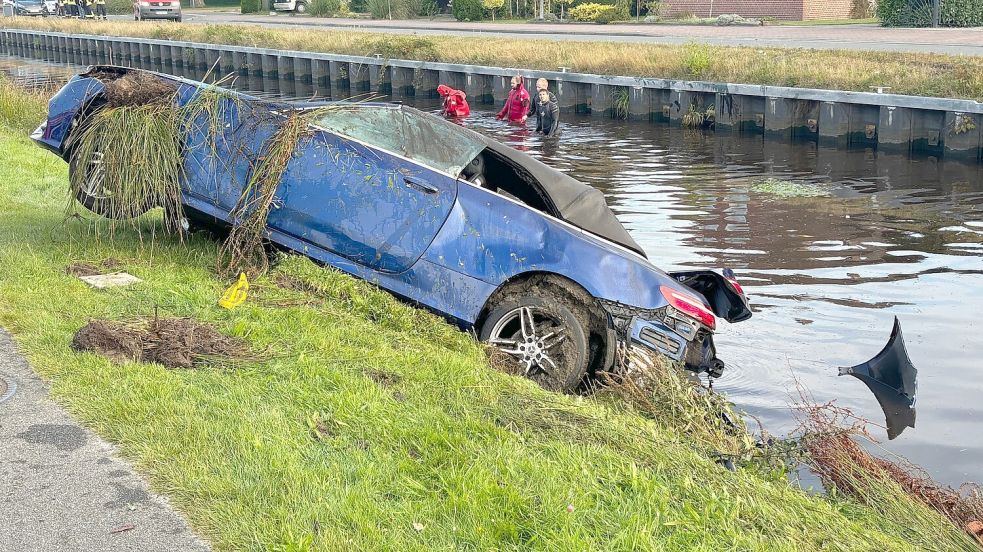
(480, 283, 592, 393)
(68, 145, 151, 220)
(295, 1, 306, 13)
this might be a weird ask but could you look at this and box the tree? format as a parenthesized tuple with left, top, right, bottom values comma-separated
(555, 0, 571, 19)
(481, 0, 503, 19)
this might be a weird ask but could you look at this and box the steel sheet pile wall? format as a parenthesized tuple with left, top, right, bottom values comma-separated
(2, 29, 980, 162)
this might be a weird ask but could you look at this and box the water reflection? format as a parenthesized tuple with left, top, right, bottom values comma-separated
(3, 55, 981, 487)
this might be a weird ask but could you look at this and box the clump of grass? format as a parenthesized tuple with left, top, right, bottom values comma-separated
(67, 102, 186, 235)
(0, 74, 50, 134)
(218, 109, 316, 277)
(795, 390, 983, 550)
(599, 347, 757, 461)
(751, 177, 829, 198)
(681, 104, 716, 128)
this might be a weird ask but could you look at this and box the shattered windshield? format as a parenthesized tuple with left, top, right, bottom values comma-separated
(314, 106, 485, 177)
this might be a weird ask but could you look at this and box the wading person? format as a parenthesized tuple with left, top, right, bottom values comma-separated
(496, 75, 530, 124)
(535, 89, 560, 137)
(93, 0, 106, 19)
(528, 78, 557, 131)
(437, 84, 470, 118)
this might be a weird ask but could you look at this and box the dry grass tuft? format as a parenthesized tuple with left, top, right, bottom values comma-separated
(795, 386, 983, 550)
(598, 346, 757, 460)
(218, 109, 315, 277)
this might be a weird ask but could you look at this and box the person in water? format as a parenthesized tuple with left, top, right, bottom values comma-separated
(528, 78, 558, 132)
(496, 75, 530, 124)
(534, 89, 560, 136)
(437, 84, 470, 118)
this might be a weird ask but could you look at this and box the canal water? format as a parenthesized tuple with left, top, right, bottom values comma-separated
(3, 55, 981, 487)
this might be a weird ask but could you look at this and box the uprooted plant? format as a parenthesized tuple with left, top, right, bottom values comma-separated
(67, 97, 186, 235)
(71, 315, 258, 370)
(794, 385, 983, 550)
(218, 109, 318, 278)
(597, 346, 759, 464)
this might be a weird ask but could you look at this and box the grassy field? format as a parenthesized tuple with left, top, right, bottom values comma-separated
(2, 18, 982, 101)
(1, 82, 980, 550)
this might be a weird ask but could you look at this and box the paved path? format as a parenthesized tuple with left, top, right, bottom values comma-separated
(0, 329, 210, 552)
(158, 11, 983, 56)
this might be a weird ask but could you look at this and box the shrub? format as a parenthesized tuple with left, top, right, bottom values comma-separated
(349, 0, 367, 10)
(878, 0, 983, 26)
(850, 0, 875, 18)
(481, 0, 504, 19)
(308, 0, 341, 15)
(452, 0, 485, 20)
(367, 35, 439, 60)
(366, 0, 435, 17)
(683, 43, 713, 78)
(568, 2, 618, 22)
(240, 0, 261, 12)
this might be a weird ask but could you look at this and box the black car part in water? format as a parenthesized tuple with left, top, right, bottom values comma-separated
(839, 317, 918, 440)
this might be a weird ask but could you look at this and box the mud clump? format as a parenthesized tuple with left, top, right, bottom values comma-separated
(72, 317, 251, 369)
(67, 258, 124, 277)
(100, 71, 178, 108)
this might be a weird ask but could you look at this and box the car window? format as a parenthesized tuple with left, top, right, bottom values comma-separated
(314, 106, 485, 177)
(401, 109, 485, 177)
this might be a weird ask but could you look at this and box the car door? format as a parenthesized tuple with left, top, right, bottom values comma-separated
(266, 106, 459, 274)
(181, 92, 273, 213)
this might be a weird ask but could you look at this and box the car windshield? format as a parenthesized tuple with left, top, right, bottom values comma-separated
(313, 105, 486, 177)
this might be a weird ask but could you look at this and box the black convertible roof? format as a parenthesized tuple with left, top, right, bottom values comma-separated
(476, 137, 647, 258)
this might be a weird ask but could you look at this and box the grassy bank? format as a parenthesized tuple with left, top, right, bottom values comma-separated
(1, 82, 979, 550)
(3, 18, 983, 100)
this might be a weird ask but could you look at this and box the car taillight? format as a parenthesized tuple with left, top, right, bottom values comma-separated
(660, 285, 716, 330)
(725, 276, 744, 296)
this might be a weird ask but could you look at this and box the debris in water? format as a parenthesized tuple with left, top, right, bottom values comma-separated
(71, 317, 253, 369)
(839, 317, 917, 440)
(751, 178, 829, 198)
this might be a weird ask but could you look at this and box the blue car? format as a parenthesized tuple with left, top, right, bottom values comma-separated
(32, 66, 751, 392)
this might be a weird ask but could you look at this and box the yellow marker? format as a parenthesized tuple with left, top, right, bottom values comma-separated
(218, 272, 249, 309)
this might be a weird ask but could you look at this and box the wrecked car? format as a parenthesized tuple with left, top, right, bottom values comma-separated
(32, 66, 751, 392)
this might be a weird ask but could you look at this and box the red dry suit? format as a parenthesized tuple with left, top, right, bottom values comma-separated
(437, 84, 470, 118)
(496, 76, 530, 123)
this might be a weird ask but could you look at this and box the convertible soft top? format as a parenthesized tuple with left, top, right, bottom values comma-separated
(478, 138, 647, 258)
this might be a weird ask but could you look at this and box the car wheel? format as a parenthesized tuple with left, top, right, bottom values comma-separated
(69, 146, 150, 219)
(480, 287, 591, 393)
(295, 1, 306, 12)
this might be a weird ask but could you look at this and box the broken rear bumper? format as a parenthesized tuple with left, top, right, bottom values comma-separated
(629, 316, 724, 378)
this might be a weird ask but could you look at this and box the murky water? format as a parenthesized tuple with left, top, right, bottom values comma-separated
(4, 55, 981, 487)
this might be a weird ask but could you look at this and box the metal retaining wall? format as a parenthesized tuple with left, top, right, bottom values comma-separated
(2, 28, 981, 162)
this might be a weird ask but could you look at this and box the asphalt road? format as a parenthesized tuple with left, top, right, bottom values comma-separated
(0, 329, 209, 552)
(149, 11, 983, 56)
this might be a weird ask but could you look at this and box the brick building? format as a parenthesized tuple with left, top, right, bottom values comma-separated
(662, 0, 854, 20)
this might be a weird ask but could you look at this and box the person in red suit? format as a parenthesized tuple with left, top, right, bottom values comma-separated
(496, 75, 530, 124)
(437, 84, 471, 118)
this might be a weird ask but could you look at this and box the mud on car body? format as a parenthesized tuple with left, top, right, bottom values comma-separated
(32, 66, 752, 393)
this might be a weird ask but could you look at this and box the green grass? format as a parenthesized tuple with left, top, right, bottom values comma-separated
(2, 18, 982, 100)
(0, 81, 977, 550)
